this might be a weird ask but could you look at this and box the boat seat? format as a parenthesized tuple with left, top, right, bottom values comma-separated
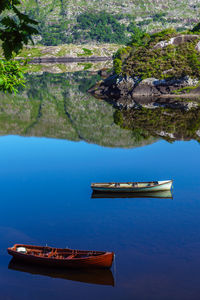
(66, 254, 75, 259)
(47, 249, 57, 258)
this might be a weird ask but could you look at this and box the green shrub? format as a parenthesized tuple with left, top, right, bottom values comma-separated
(77, 48, 93, 56)
(0, 60, 25, 93)
(113, 58, 122, 74)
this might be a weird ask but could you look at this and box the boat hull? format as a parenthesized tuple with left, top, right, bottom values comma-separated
(91, 180, 173, 193)
(7, 245, 114, 269)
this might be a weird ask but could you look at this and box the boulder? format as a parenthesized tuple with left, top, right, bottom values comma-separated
(154, 35, 199, 49)
(131, 76, 199, 96)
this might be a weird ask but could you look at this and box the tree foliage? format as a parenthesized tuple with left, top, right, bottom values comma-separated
(40, 11, 132, 45)
(74, 12, 127, 44)
(0, 0, 38, 93)
(191, 22, 200, 33)
(0, 59, 25, 93)
(0, 0, 38, 60)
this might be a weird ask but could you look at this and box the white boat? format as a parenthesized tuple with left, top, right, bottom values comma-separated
(91, 180, 173, 193)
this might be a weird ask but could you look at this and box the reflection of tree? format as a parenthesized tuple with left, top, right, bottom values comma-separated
(114, 107, 200, 143)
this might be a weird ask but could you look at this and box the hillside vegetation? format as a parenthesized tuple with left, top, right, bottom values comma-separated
(90, 24, 200, 102)
(20, 0, 200, 45)
(113, 27, 200, 80)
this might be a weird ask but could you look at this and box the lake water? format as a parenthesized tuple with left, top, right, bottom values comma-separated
(0, 71, 200, 300)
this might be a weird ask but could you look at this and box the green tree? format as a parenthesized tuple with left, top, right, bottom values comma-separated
(74, 12, 128, 44)
(0, 0, 38, 59)
(0, 0, 38, 92)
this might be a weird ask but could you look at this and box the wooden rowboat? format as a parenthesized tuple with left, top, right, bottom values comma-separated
(91, 180, 173, 193)
(9, 259, 115, 286)
(7, 244, 114, 269)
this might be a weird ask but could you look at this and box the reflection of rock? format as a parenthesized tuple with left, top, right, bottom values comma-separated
(1, 72, 200, 145)
(0, 72, 156, 149)
(156, 131, 175, 139)
(89, 74, 200, 109)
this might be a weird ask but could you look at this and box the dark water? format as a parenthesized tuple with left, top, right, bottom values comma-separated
(0, 72, 200, 300)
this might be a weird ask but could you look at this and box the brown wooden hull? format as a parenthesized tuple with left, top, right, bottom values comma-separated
(7, 244, 114, 269)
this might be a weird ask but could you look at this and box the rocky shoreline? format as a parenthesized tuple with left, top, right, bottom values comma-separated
(89, 74, 200, 110)
(88, 33, 200, 110)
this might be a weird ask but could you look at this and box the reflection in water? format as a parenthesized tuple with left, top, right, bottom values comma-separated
(26, 61, 113, 74)
(0, 72, 156, 148)
(92, 190, 173, 199)
(114, 105, 200, 143)
(1, 71, 199, 146)
(8, 259, 115, 286)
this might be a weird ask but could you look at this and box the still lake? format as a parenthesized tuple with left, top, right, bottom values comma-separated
(0, 71, 200, 300)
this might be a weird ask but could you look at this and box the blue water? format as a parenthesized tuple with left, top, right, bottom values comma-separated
(0, 135, 199, 299)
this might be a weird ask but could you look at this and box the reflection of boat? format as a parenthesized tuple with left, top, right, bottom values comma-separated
(91, 180, 173, 192)
(7, 244, 114, 269)
(8, 259, 114, 286)
(92, 190, 173, 199)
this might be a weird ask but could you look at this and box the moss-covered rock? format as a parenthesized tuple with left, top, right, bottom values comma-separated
(91, 29, 200, 103)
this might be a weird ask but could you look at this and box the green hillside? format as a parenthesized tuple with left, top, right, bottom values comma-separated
(20, 0, 200, 45)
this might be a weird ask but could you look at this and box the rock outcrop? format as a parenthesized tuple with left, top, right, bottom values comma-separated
(89, 75, 200, 109)
(90, 34, 200, 108)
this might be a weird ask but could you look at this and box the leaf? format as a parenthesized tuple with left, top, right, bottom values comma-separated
(12, 6, 38, 25)
(0, 77, 4, 86)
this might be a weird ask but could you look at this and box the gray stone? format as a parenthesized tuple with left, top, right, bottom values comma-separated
(195, 41, 200, 52)
(154, 35, 199, 49)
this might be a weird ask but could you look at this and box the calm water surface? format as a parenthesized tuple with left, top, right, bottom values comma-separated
(0, 72, 200, 300)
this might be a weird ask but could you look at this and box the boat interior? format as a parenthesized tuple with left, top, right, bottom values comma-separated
(91, 181, 160, 188)
(12, 245, 105, 259)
